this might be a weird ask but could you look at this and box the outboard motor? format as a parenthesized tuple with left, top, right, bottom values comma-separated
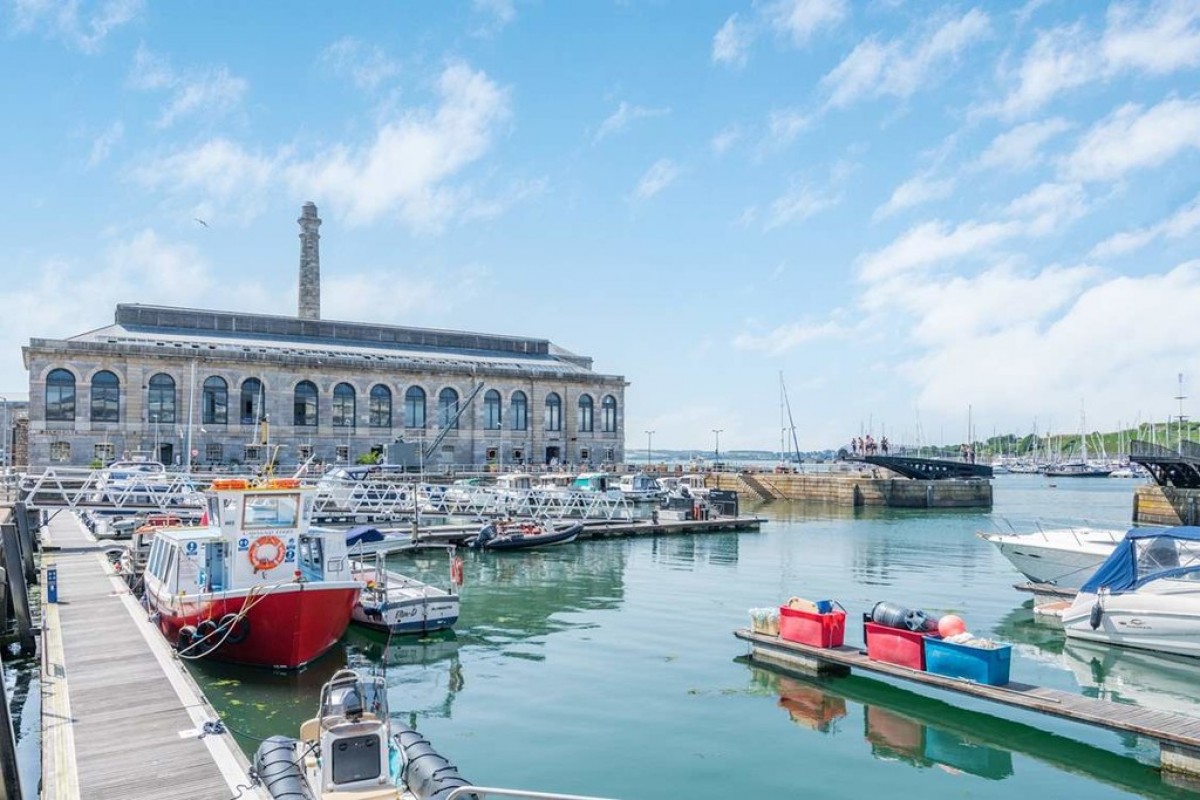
(255, 736, 315, 800)
(395, 726, 477, 800)
(471, 524, 496, 550)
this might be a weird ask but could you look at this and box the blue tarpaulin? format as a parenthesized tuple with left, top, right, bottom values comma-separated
(1080, 526, 1200, 594)
(345, 526, 386, 548)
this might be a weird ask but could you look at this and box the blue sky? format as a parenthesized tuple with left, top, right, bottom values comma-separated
(4, 0, 1200, 450)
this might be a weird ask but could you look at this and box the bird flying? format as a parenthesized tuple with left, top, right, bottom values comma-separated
(194, 218, 210, 228)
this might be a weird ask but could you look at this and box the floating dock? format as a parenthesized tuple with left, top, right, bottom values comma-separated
(403, 515, 764, 545)
(40, 512, 262, 799)
(735, 628, 1200, 783)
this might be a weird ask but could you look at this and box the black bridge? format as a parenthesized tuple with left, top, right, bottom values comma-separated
(1130, 439, 1200, 488)
(856, 456, 993, 480)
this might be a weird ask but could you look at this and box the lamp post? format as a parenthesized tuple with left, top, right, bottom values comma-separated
(644, 430, 655, 467)
(0, 396, 8, 471)
(712, 428, 723, 464)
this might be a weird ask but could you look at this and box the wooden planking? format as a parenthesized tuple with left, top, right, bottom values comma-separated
(41, 512, 254, 800)
(736, 628, 1200, 750)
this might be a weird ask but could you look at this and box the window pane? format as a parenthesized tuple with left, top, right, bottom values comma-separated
(511, 391, 527, 431)
(333, 383, 355, 428)
(241, 378, 264, 424)
(369, 385, 391, 427)
(46, 369, 76, 421)
(148, 373, 176, 423)
(405, 387, 426, 428)
(294, 382, 317, 427)
(90, 371, 120, 423)
(203, 377, 228, 425)
(438, 388, 459, 430)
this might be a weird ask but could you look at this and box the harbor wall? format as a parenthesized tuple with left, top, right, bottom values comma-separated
(708, 472, 992, 508)
(1133, 485, 1200, 526)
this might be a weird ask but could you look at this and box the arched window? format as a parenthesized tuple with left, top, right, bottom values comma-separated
(602, 395, 618, 433)
(438, 388, 459, 430)
(369, 385, 391, 427)
(90, 370, 120, 422)
(45, 369, 76, 421)
(405, 387, 426, 429)
(240, 378, 264, 424)
(147, 373, 176, 423)
(483, 390, 502, 430)
(578, 394, 594, 433)
(294, 381, 318, 427)
(545, 392, 562, 432)
(202, 376, 227, 425)
(333, 383, 356, 428)
(511, 391, 528, 431)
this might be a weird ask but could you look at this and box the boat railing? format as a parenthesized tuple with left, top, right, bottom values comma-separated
(446, 788, 620, 800)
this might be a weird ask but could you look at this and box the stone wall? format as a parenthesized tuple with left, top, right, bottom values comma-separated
(711, 472, 993, 508)
(1133, 484, 1198, 526)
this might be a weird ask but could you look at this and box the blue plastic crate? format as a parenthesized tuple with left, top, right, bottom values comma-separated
(924, 638, 1012, 686)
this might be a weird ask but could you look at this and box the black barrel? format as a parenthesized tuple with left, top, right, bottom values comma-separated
(254, 736, 315, 800)
(395, 727, 477, 800)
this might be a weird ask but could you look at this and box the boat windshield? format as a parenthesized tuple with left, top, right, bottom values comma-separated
(1136, 538, 1200, 577)
(321, 673, 388, 722)
(242, 493, 300, 529)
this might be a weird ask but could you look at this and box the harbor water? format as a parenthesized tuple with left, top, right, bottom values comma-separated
(189, 475, 1196, 799)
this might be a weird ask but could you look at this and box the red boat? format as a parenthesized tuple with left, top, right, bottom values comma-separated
(143, 478, 361, 669)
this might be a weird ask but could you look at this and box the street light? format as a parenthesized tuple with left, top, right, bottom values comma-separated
(712, 428, 723, 463)
(644, 430, 655, 466)
(0, 396, 8, 471)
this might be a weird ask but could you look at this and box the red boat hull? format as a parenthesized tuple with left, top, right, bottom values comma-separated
(150, 584, 359, 669)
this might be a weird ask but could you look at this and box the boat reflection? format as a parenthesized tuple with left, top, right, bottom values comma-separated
(345, 628, 464, 725)
(740, 659, 1193, 796)
(649, 532, 740, 569)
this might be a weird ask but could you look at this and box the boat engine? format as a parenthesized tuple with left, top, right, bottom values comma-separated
(471, 524, 496, 550)
(255, 736, 315, 800)
(395, 726, 477, 800)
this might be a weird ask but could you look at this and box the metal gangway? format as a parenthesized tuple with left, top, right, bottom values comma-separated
(18, 468, 635, 521)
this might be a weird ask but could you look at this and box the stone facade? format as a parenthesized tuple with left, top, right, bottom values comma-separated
(298, 201, 321, 321)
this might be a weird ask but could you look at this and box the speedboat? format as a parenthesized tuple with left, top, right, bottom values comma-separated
(470, 518, 582, 550)
(979, 526, 1124, 589)
(142, 478, 361, 669)
(351, 546, 461, 634)
(1043, 462, 1113, 478)
(1062, 526, 1200, 658)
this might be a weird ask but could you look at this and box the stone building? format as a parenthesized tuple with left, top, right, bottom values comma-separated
(22, 203, 627, 469)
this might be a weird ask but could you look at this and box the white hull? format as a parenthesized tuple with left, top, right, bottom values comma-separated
(981, 528, 1120, 589)
(1063, 584, 1200, 658)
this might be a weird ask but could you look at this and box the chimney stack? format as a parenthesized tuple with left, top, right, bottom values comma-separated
(298, 202, 321, 320)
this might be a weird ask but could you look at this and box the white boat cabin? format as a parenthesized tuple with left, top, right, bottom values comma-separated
(496, 473, 535, 492)
(535, 474, 575, 490)
(571, 472, 616, 493)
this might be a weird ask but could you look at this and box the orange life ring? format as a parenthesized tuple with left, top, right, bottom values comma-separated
(248, 535, 287, 572)
(450, 556, 464, 587)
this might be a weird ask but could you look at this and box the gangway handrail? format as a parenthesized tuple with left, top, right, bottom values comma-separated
(446, 788, 620, 800)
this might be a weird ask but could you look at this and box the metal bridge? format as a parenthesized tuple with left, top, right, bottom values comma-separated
(857, 456, 993, 480)
(17, 468, 635, 521)
(1130, 439, 1200, 488)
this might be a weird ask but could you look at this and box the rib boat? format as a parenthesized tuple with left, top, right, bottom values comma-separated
(1062, 526, 1200, 658)
(142, 478, 360, 669)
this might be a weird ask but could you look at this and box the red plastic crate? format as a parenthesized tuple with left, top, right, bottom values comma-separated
(864, 621, 931, 670)
(779, 606, 846, 648)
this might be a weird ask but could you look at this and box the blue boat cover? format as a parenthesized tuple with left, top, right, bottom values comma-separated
(1080, 526, 1200, 594)
(345, 526, 386, 547)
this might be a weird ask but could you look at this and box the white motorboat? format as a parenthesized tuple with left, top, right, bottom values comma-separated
(1062, 527, 1200, 658)
(351, 546, 461, 635)
(618, 472, 664, 502)
(980, 526, 1124, 589)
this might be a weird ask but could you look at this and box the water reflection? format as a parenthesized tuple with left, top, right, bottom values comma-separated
(741, 659, 1192, 796)
(344, 628, 463, 723)
(649, 532, 740, 570)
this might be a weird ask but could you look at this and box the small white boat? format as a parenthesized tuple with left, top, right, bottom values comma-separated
(980, 526, 1124, 589)
(618, 472, 664, 502)
(351, 547, 460, 635)
(1063, 527, 1200, 658)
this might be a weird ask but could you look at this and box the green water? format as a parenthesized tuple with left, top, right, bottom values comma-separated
(190, 476, 1200, 799)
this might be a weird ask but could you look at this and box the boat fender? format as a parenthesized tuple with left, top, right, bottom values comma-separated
(219, 613, 250, 646)
(394, 727, 476, 800)
(254, 735, 315, 800)
(1089, 600, 1104, 630)
(176, 625, 198, 652)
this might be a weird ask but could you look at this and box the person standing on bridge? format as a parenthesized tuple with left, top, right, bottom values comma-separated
(881, 436, 889, 455)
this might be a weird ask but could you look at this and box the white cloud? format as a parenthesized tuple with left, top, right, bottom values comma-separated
(87, 121, 124, 167)
(712, 14, 750, 67)
(874, 172, 956, 220)
(977, 117, 1072, 171)
(131, 138, 281, 225)
(594, 101, 670, 143)
(11, 0, 142, 52)
(992, 3, 1200, 118)
(710, 125, 742, 155)
(733, 319, 847, 355)
(287, 62, 511, 230)
(764, 108, 811, 148)
(764, 0, 848, 46)
(633, 159, 680, 200)
(1091, 193, 1200, 258)
(1063, 97, 1200, 182)
(823, 9, 990, 108)
(320, 37, 401, 91)
(472, 0, 515, 36)
(128, 46, 249, 129)
(764, 182, 838, 229)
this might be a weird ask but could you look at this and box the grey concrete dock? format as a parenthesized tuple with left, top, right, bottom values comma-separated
(40, 512, 262, 799)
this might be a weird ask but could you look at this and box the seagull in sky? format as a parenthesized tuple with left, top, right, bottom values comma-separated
(194, 217, 210, 229)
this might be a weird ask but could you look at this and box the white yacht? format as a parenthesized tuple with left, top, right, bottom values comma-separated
(980, 526, 1124, 589)
(1062, 527, 1200, 658)
(617, 472, 664, 502)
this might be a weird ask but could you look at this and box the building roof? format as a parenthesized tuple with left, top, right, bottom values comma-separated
(31, 304, 622, 383)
